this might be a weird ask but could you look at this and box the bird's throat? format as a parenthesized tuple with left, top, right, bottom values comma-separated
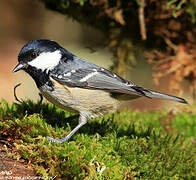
(25, 66, 53, 90)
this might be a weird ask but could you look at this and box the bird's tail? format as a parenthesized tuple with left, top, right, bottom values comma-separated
(131, 86, 188, 104)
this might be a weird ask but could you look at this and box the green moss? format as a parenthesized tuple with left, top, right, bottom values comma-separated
(0, 100, 195, 179)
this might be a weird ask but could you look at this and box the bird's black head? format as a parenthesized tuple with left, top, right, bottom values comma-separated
(13, 39, 68, 88)
(13, 39, 64, 73)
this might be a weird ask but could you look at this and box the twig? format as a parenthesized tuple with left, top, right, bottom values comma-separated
(138, 0, 146, 40)
(14, 83, 23, 103)
(14, 83, 44, 105)
(164, 37, 178, 52)
(38, 93, 43, 105)
(14, 83, 43, 105)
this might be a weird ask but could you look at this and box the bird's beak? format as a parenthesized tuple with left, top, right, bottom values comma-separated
(13, 63, 27, 72)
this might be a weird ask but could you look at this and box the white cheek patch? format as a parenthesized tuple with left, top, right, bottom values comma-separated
(28, 50, 61, 72)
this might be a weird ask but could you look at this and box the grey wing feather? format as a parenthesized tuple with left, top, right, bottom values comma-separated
(82, 70, 187, 103)
(143, 89, 187, 103)
(85, 71, 143, 95)
(50, 68, 144, 97)
(50, 67, 187, 104)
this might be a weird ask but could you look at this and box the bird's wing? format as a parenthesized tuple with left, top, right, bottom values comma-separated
(50, 67, 147, 97)
(50, 66, 187, 104)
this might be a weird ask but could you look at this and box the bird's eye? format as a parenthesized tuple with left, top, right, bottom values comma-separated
(31, 52, 37, 59)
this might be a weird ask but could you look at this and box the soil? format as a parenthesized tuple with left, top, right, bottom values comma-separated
(0, 143, 35, 179)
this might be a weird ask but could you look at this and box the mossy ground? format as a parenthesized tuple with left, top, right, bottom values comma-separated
(0, 100, 195, 179)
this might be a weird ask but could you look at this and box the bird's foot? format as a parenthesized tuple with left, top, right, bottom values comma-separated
(46, 136, 69, 144)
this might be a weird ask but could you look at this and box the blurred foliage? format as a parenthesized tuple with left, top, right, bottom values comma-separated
(41, 0, 196, 97)
(0, 100, 196, 179)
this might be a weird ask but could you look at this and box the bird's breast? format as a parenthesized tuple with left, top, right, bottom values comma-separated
(39, 78, 120, 117)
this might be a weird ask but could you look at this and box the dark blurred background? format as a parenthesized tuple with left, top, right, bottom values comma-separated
(0, 0, 193, 110)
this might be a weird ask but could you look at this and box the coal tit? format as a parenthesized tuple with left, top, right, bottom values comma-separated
(13, 39, 187, 143)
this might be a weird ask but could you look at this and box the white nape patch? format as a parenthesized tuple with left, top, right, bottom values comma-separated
(71, 69, 76, 73)
(80, 72, 98, 82)
(113, 74, 117, 77)
(28, 50, 61, 72)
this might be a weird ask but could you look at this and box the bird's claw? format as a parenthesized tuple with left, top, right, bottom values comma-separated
(46, 136, 63, 144)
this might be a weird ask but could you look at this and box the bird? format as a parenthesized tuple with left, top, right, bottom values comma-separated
(13, 39, 187, 143)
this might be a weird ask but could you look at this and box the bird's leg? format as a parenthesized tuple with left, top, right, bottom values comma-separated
(46, 112, 89, 143)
